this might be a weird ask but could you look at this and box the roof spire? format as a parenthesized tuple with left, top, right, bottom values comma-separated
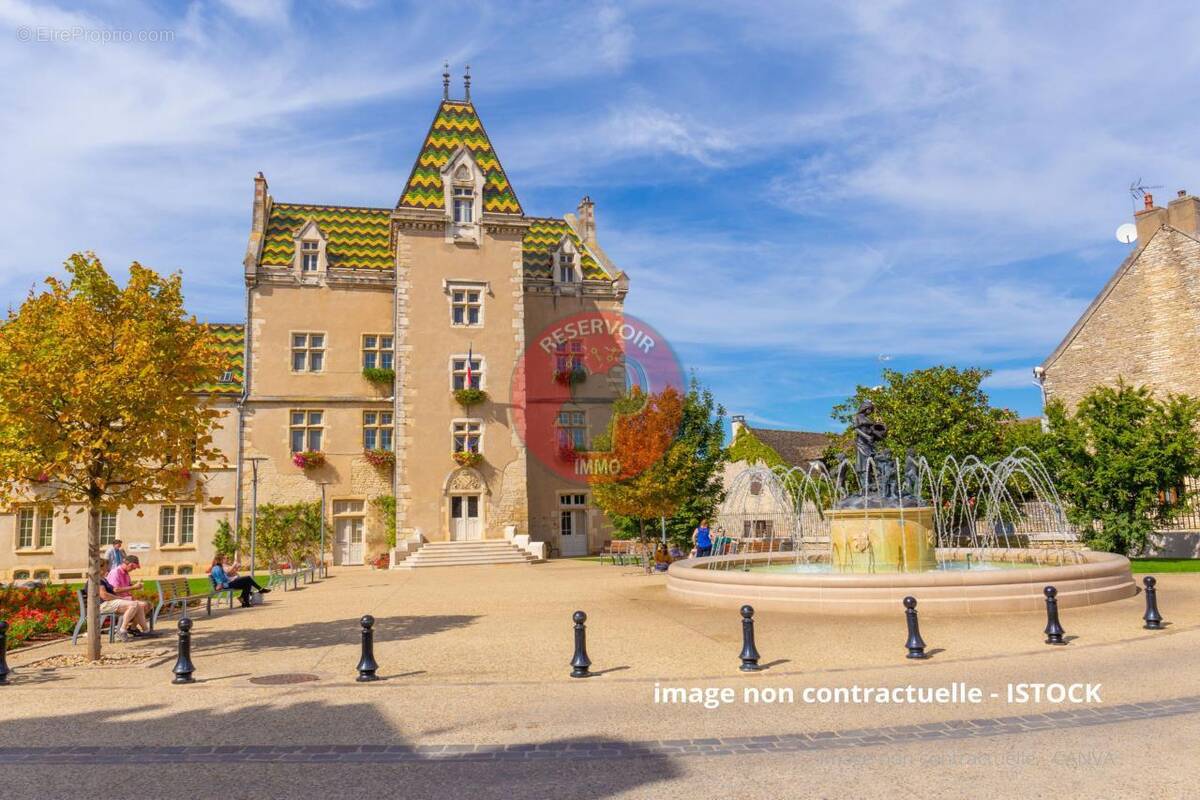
(463, 64, 471, 103)
(442, 62, 450, 100)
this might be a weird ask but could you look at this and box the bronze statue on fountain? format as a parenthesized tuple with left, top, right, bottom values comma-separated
(836, 401, 922, 509)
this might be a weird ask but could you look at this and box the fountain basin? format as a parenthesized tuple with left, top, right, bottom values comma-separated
(666, 548, 1136, 615)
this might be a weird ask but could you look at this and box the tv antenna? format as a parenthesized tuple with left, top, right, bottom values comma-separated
(1129, 178, 1162, 211)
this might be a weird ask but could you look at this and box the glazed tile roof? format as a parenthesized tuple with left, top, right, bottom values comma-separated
(260, 204, 393, 271)
(397, 101, 523, 214)
(523, 218, 609, 280)
(197, 323, 244, 396)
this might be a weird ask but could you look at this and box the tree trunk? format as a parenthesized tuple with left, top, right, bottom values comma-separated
(86, 499, 102, 661)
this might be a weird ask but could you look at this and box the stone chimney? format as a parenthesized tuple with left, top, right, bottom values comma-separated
(731, 415, 747, 439)
(576, 195, 596, 245)
(243, 172, 271, 278)
(1167, 189, 1200, 236)
(252, 171, 269, 234)
(1134, 192, 1168, 245)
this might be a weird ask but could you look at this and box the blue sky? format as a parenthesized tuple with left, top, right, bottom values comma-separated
(3, 1, 1200, 432)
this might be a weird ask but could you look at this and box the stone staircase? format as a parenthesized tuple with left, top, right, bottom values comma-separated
(394, 540, 542, 569)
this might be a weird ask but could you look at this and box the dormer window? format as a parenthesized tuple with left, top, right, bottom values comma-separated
(558, 252, 577, 284)
(441, 150, 484, 244)
(300, 240, 319, 272)
(453, 185, 474, 224)
(293, 219, 329, 276)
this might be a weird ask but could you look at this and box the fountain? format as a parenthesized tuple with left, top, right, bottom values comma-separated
(667, 403, 1137, 615)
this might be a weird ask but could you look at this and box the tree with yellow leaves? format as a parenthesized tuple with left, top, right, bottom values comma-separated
(0, 254, 225, 659)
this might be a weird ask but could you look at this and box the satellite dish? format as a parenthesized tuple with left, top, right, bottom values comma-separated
(1116, 223, 1138, 244)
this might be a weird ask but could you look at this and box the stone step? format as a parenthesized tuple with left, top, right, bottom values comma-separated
(395, 540, 542, 569)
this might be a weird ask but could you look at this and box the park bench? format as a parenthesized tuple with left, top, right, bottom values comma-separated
(267, 564, 298, 591)
(291, 557, 317, 585)
(152, 576, 233, 628)
(600, 540, 636, 565)
(71, 588, 118, 645)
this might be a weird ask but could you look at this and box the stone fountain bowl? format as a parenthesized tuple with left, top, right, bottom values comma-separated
(665, 548, 1136, 616)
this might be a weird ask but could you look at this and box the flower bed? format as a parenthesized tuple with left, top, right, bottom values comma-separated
(1, 585, 77, 649)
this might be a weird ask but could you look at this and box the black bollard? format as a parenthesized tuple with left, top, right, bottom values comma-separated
(0, 620, 10, 685)
(1142, 576, 1164, 630)
(739, 605, 762, 671)
(356, 615, 380, 682)
(1043, 585, 1066, 645)
(570, 610, 591, 678)
(172, 617, 195, 684)
(903, 596, 927, 659)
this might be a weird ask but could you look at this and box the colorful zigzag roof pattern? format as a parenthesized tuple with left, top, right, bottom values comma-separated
(523, 218, 609, 280)
(398, 101, 522, 214)
(196, 323, 244, 396)
(260, 204, 393, 271)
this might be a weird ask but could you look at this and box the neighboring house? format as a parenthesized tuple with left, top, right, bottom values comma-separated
(717, 416, 831, 539)
(1039, 189, 1200, 551)
(0, 77, 630, 580)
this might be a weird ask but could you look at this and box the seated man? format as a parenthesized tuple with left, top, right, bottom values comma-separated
(105, 555, 152, 637)
(97, 577, 151, 642)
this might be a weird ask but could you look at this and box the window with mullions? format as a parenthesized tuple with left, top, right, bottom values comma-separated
(451, 357, 483, 390)
(291, 333, 325, 372)
(362, 335, 394, 370)
(290, 410, 324, 452)
(453, 420, 482, 453)
(363, 411, 394, 450)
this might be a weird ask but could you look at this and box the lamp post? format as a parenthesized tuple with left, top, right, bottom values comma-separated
(316, 479, 332, 578)
(245, 456, 268, 579)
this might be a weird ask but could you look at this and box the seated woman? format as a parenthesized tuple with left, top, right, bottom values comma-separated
(209, 555, 270, 608)
(653, 542, 671, 571)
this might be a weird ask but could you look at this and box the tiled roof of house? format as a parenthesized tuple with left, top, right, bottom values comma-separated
(197, 323, 244, 396)
(523, 218, 609, 280)
(397, 100, 523, 214)
(259, 203, 393, 271)
(748, 425, 831, 467)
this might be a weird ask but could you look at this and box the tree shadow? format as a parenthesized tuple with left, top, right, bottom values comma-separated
(0, 699, 681, 800)
(191, 614, 480, 656)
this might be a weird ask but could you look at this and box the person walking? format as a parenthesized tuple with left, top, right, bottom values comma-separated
(692, 518, 713, 558)
(209, 555, 270, 608)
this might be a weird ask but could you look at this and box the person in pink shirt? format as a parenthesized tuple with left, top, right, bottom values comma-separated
(105, 556, 151, 639)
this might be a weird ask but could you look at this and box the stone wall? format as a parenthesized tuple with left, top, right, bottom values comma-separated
(1042, 225, 1200, 409)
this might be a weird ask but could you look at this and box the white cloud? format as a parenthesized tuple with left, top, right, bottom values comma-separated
(981, 367, 1039, 390)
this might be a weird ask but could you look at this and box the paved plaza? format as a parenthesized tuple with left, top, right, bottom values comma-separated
(3, 561, 1199, 799)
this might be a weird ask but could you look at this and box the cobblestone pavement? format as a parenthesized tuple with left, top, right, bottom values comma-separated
(2, 694, 1195, 765)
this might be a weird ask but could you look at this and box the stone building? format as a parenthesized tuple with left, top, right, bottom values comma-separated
(1039, 190, 1200, 407)
(1039, 190, 1200, 550)
(1, 79, 630, 580)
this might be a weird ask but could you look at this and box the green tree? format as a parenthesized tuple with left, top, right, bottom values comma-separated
(252, 502, 321, 567)
(372, 495, 397, 549)
(1042, 382, 1200, 555)
(212, 518, 239, 559)
(0, 254, 224, 659)
(829, 367, 1016, 467)
(589, 381, 728, 555)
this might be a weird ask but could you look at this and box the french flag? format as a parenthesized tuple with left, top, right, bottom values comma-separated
(465, 344, 474, 388)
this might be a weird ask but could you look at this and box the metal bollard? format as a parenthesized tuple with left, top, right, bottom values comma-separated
(0, 620, 10, 685)
(570, 610, 591, 678)
(1043, 586, 1066, 645)
(172, 618, 196, 684)
(903, 596, 927, 659)
(356, 615, 380, 682)
(1142, 576, 1164, 630)
(739, 605, 762, 671)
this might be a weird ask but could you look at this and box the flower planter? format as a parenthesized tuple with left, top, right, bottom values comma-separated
(364, 449, 395, 469)
(554, 368, 588, 387)
(452, 451, 483, 468)
(362, 367, 395, 386)
(292, 450, 326, 470)
(453, 388, 488, 407)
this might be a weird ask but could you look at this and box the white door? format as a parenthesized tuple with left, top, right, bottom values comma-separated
(451, 495, 482, 541)
(559, 494, 589, 556)
(335, 517, 365, 565)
